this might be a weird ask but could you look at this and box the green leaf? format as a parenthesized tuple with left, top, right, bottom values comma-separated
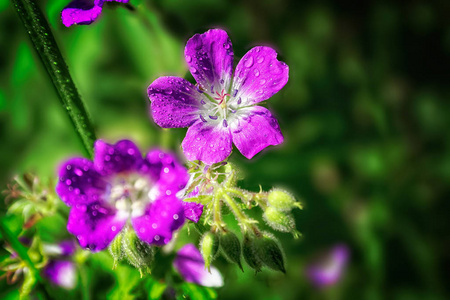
(179, 282, 217, 300)
(147, 278, 167, 300)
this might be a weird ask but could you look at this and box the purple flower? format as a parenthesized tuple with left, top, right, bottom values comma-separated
(173, 244, 223, 287)
(43, 260, 77, 289)
(306, 244, 350, 288)
(148, 29, 289, 164)
(56, 139, 190, 251)
(61, 0, 129, 27)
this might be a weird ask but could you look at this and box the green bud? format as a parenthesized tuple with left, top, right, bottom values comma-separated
(109, 232, 123, 269)
(267, 189, 302, 211)
(200, 232, 219, 271)
(242, 234, 262, 273)
(121, 228, 154, 274)
(263, 207, 296, 233)
(255, 232, 286, 273)
(219, 231, 243, 271)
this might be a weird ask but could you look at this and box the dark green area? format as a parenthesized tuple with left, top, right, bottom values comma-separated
(0, 0, 449, 299)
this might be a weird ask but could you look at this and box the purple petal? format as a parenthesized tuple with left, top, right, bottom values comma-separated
(93, 140, 143, 176)
(67, 203, 126, 251)
(61, 0, 103, 27)
(173, 244, 223, 287)
(132, 196, 185, 246)
(148, 77, 204, 128)
(185, 29, 234, 92)
(56, 158, 107, 207)
(144, 149, 189, 195)
(230, 106, 283, 159)
(306, 244, 350, 288)
(43, 260, 77, 289)
(181, 121, 232, 164)
(182, 202, 204, 223)
(233, 46, 289, 106)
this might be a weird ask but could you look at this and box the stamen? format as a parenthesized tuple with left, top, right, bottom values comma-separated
(200, 115, 207, 122)
(223, 119, 228, 127)
(209, 115, 218, 120)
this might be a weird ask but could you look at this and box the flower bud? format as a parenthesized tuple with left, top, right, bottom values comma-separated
(242, 234, 262, 273)
(263, 207, 296, 233)
(200, 232, 219, 271)
(109, 232, 123, 269)
(219, 231, 243, 271)
(255, 232, 286, 273)
(267, 189, 302, 211)
(121, 228, 154, 275)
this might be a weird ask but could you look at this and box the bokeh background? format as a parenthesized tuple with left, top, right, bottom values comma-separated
(1, 0, 449, 299)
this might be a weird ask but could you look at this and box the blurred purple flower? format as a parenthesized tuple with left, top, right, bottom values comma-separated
(43, 260, 77, 289)
(56, 139, 198, 251)
(61, 0, 129, 27)
(173, 244, 223, 287)
(306, 244, 350, 288)
(148, 29, 288, 164)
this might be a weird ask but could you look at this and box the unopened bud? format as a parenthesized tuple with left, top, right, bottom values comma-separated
(109, 232, 123, 269)
(263, 207, 296, 233)
(255, 232, 286, 273)
(242, 234, 262, 273)
(200, 232, 219, 271)
(219, 231, 243, 271)
(267, 189, 302, 211)
(122, 228, 154, 275)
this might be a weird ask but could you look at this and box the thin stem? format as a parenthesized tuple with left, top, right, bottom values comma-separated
(11, 0, 97, 158)
(220, 190, 258, 233)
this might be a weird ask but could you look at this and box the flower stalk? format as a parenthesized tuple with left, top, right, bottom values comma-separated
(11, 0, 97, 158)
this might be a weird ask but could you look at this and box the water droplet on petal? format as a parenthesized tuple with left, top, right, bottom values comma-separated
(105, 155, 111, 161)
(154, 235, 160, 241)
(254, 69, 260, 77)
(186, 55, 192, 63)
(127, 148, 135, 155)
(111, 226, 117, 232)
(164, 167, 170, 173)
(190, 67, 197, 74)
(257, 56, 264, 63)
(173, 214, 179, 220)
(244, 56, 254, 68)
(140, 228, 146, 233)
(66, 165, 72, 170)
(260, 79, 266, 85)
(74, 169, 83, 176)
(65, 179, 72, 185)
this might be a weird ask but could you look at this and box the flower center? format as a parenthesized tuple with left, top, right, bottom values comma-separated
(198, 87, 243, 128)
(105, 174, 156, 219)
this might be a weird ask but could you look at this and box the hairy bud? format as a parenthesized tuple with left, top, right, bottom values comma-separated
(267, 189, 302, 211)
(242, 234, 262, 273)
(219, 231, 243, 271)
(255, 232, 286, 273)
(109, 232, 123, 269)
(121, 228, 154, 275)
(200, 232, 219, 271)
(263, 206, 296, 233)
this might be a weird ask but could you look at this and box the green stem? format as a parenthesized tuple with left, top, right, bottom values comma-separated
(11, 0, 97, 158)
(220, 191, 258, 233)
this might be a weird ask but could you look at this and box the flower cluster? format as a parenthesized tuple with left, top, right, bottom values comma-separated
(148, 29, 289, 164)
(56, 139, 199, 251)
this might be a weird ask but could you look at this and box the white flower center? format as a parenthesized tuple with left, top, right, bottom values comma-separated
(105, 174, 157, 219)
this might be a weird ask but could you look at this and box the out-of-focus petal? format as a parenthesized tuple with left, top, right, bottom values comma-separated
(306, 244, 350, 288)
(132, 196, 185, 246)
(43, 260, 77, 289)
(67, 203, 126, 251)
(184, 29, 234, 93)
(182, 202, 204, 223)
(56, 158, 106, 207)
(93, 140, 143, 176)
(148, 77, 205, 128)
(61, 0, 103, 27)
(144, 149, 189, 196)
(233, 46, 289, 106)
(181, 121, 232, 164)
(230, 106, 283, 159)
(173, 244, 223, 287)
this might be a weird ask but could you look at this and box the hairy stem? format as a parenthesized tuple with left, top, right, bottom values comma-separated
(11, 0, 97, 158)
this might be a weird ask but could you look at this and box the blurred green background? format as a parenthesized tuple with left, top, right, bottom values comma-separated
(1, 0, 449, 299)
